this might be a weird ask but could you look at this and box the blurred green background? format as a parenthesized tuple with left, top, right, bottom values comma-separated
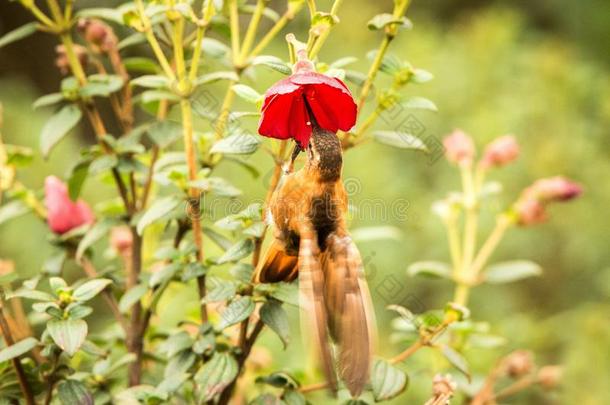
(1, 0, 609, 404)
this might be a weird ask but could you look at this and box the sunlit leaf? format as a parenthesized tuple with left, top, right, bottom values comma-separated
(217, 296, 254, 329)
(371, 358, 408, 401)
(484, 260, 542, 284)
(407, 261, 452, 279)
(40, 105, 82, 158)
(260, 300, 290, 348)
(373, 130, 428, 151)
(0, 337, 38, 363)
(137, 196, 181, 235)
(195, 352, 238, 402)
(73, 279, 112, 301)
(48, 319, 88, 356)
(0, 22, 38, 49)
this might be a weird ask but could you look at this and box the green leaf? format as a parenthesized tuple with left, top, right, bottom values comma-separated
(407, 261, 452, 279)
(67, 159, 91, 200)
(139, 89, 180, 104)
(88, 155, 118, 175)
(4, 144, 33, 167)
(147, 120, 181, 148)
(373, 130, 428, 152)
(216, 239, 254, 264)
(123, 57, 159, 74)
(80, 74, 124, 97)
(371, 358, 408, 401)
(149, 263, 180, 288)
(204, 228, 233, 251)
(72, 279, 112, 301)
(49, 277, 68, 293)
(204, 277, 237, 303)
(200, 38, 230, 58)
(47, 319, 88, 356)
(137, 196, 181, 235)
(119, 284, 148, 313)
(345, 70, 367, 86)
(0, 22, 38, 49)
(131, 75, 170, 89)
(484, 260, 542, 284)
(401, 97, 437, 112)
(329, 56, 358, 69)
(57, 379, 93, 405)
(251, 56, 291, 75)
(161, 331, 193, 357)
(0, 337, 37, 363)
(217, 296, 254, 330)
(40, 105, 82, 158)
(6, 289, 55, 301)
(195, 71, 239, 85)
(283, 390, 307, 405)
(33, 93, 64, 109)
(76, 8, 123, 24)
(195, 352, 238, 402)
(256, 371, 299, 389)
(267, 282, 299, 307)
(410, 68, 434, 84)
(209, 133, 261, 155)
(0, 200, 29, 225)
(441, 345, 470, 379)
(260, 300, 290, 348)
(76, 219, 115, 261)
(367, 13, 412, 30)
(232, 84, 262, 104)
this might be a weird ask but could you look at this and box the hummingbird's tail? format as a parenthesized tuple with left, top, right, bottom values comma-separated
(321, 232, 375, 397)
(253, 239, 298, 283)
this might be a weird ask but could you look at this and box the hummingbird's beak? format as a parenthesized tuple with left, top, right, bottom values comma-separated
(291, 142, 303, 163)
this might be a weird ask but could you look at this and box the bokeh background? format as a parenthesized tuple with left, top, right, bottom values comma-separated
(1, 0, 609, 403)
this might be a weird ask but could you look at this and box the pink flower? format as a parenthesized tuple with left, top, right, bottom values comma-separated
(44, 176, 94, 234)
(515, 198, 547, 226)
(258, 54, 357, 148)
(110, 226, 133, 254)
(514, 176, 582, 226)
(480, 135, 520, 168)
(443, 130, 475, 165)
(529, 176, 582, 202)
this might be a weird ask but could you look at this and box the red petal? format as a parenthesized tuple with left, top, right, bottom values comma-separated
(305, 82, 357, 132)
(305, 86, 339, 132)
(289, 96, 312, 148)
(261, 77, 300, 110)
(258, 92, 297, 140)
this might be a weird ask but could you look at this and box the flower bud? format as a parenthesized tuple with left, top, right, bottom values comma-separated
(504, 350, 534, 378)
(54, 45, 88, 75)
(77, 18, 118, 53)
(537, 365, 562, 390)
(514, 198, 547, 226)
(44, 176, 94, 234)
(443, 130, 475, 166)
(530, 176, 582, 202)
(110, 226, 133, 255)
(480, 135, 519, 168)
(431, 374, 457, 397)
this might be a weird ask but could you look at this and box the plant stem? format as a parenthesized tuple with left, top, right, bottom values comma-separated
(214, 83, 236, 140)
(229, 0, 241, 64)
(239, 0, 265, 63)
(249, 3, 304, 59)
(357, 0, 412, 112)
(308, 0, 344, 59)
(358, 36, 391, 111)
(0, 297, 35, 405)
(469, 215, 512, 278)
(135, 0, 176, 80)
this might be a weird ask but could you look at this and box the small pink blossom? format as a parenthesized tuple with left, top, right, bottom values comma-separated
(529, 176, 582, 202)
(443, 130, 475, 165)
(110, 226, 133, 254)
(44, 176, 94, 234)
(480, 135, 520, 168)
(515, 176, 582, 226)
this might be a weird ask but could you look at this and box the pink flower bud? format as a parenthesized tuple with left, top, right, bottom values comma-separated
(55, 45, 88, 75)
(44, 176, 94, 234)
(515, 198, 547, 226)
(537, 365, 562, 390)
(504, 350, 534, 378)
(110, 226, 133, 255)
(443, 130, 475, 165)
(530, 176, 582, 202)
(480, 135, 519, 168)
(77, 19, 118, 53)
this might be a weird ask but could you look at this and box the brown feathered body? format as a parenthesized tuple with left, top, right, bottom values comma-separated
(254, 127, 374, 397)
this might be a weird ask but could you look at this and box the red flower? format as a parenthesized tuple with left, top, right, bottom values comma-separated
(258, 61, 357, 148)
(45, 176, 94, 234)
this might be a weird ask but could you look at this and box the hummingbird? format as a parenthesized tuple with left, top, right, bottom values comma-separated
(254, 124, 375, 397)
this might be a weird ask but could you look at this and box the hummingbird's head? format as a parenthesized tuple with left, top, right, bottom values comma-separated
(305, 125, 343, 182)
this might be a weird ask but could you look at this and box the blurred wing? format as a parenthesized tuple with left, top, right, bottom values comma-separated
(323, 233, 375, 397)
(254, 239, 298, 283)
(298, 226, 337, 393)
